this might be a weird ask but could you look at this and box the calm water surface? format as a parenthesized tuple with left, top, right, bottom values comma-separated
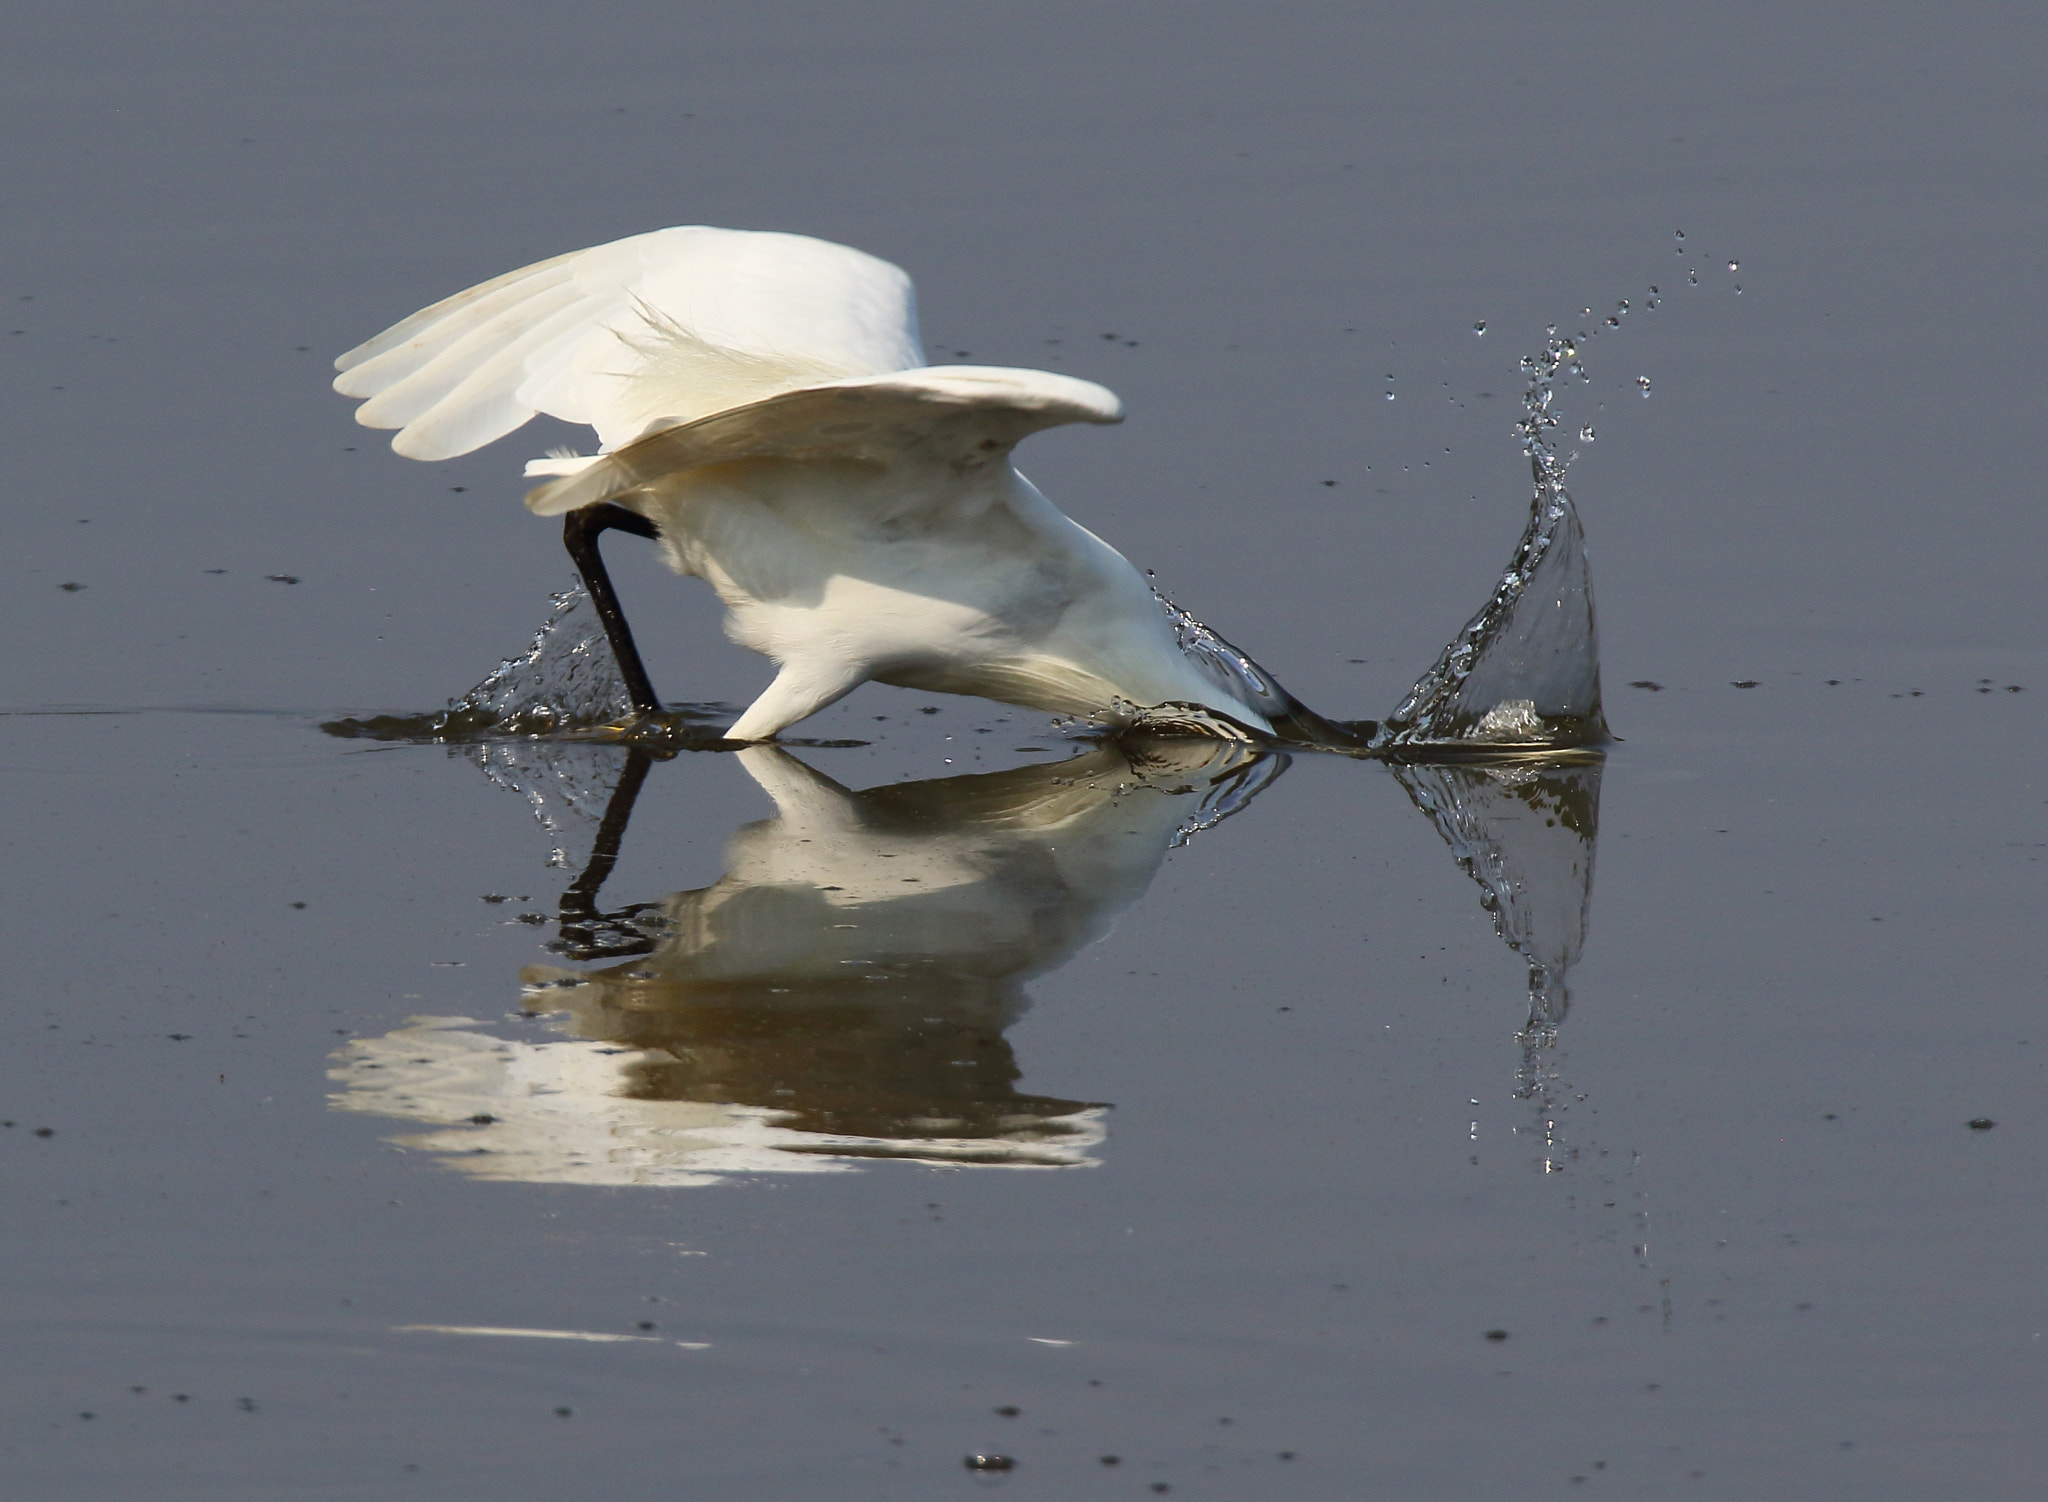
(5, 4, 2046, 1498)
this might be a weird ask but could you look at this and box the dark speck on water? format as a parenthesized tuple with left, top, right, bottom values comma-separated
(265, 575, 300, 585)
(1628, 680, 1663, 690)
(964, 1454, 1015, 1471)
(1484, 1329, 1510, 1341)
(1968, 1118, 1997, 1130)
(1730, 680, 1759, 689)
(58, 582, 85, 591)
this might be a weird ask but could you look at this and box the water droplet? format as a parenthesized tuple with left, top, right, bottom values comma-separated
(1689, 269, 1698, 285)
(1675, 229, 1685, 239)
(1636, 375, 1652, 396)
(1384, 391, 1396, 400)
(1473, 321, 1487, 335)
(1733, 285, 1742, 295)
(1726, 259, 1739, 272)
(1579, 426, 1595, 442)
(1604, 317, 1620, 327)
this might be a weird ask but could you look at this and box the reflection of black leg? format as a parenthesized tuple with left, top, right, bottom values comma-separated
(563, 503, 663, 717)
(553, 746, 660, 961)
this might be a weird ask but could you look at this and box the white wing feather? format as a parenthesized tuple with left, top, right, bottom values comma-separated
(333, 227, 924, 461)
(520, 367, 1124, 517)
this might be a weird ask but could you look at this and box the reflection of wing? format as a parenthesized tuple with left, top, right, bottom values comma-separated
(520, 366, 1122, 516)
(332, 227, 925, 459)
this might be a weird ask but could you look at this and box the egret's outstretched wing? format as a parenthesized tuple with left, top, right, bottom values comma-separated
(522, 367, 1124, 516)
(333, 227, 923, 461)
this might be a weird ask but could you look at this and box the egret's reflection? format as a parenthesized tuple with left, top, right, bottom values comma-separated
(331, 739, 1286, 1185)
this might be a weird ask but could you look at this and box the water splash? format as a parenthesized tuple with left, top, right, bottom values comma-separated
(1370, 318, 1610, 752)
(321, 588, 732, 867)
(440, 586, 634, 736)
(325, 588, 632, 742)
(323, 585, 737, 752)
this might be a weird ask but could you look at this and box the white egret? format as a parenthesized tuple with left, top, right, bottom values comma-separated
(334, 227, 1356, 744)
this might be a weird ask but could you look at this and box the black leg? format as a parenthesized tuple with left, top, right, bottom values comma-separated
(563, 502, 664, 717)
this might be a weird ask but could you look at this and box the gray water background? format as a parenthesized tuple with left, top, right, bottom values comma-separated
(4, 3, 2046, 1497)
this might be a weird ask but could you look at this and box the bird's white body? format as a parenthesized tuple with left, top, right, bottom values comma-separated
(335, 226, 1270, 739)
